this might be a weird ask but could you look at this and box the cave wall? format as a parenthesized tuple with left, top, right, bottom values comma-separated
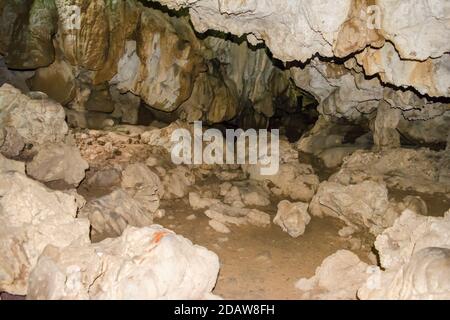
(154, 0, 450, 145)
(0, 0, 299, 130)
(0, 0, 449, 146)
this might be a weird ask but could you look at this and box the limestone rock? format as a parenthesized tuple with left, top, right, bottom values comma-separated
(205, 208, 248, 227)
(0, 127, 24, 158)
(28, 225, 220, 300)
(85, 84, 115, 113)
(295, 250, 370, 300)
(374, 210, 450, 271)
(356, 42, 450, 98)
(109, 86, 141, 125)
(358, 210, 450, 300)
(223, 186, 245, 208)
(158, 0, 450, 98)
(331, 148, 450, 194)
(157, 0, 368, 62)
(359, 247, 450, 300)
(220, 182, 271, 207)
(110, 6, 203, 112)
(121, 163, 163, 213)
(0, 172, 90, 295)
(0, 57, 33, 93)
(372, 101, 401, 149)
(318, 146, 362, 169)
(274, 200, 311, 238)
(189, 192, 221, 210)
(85, 168, 122, 189)
(309, 180, 398, 236)
(296, 117, 346, 153)
(63, 189, 87, 212)
(296, 117, 372, 168)
(29, 59, 76, 105)
(244, 162, 319, 202)
(240, 187, 271, 207)
(162, 166, 195, 199)
(246, 209, 271, 228)
(65, 109, 116, 130)
(27, 143, 89, 186)
(290, 58, 383, 121)
(141, 121, 190, 152)
(0, 0, 57, 69)
(179, 72, 239, 124)
(209, 220, 231, 234)
(0, 84, 68, 145)
(79, 189, 154, 240)
(205, 203, 270, 228)
(0, 154, 25, 174)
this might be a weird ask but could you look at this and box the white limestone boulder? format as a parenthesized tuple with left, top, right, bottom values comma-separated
(309, 180, 398, 235)
(28, 225, 220, 300)
(274, 200, 311, 238)
(0, 84, 68, 146)
(295, 250, 371, 300)
(0, 172, 90, 295)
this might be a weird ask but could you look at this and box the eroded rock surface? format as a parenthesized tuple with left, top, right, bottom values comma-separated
(0, 84, 68, 146)
(274, 200, 311, 238)
(331, 148, 450, 194)
(296, 250, 371, 300)
(28, 225, 220, 300)
(79, 189, 154, 240)
(27, 143, 89, 186)
(0, 172, 89, 295)
(358, 210, 450, 300)
(309, 180, 398, 235)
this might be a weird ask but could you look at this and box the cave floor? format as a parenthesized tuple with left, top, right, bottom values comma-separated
(157, 197, 372, 300)
(71, 128, 449, 300)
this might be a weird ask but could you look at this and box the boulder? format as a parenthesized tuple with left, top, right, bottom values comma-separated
(121, 163, 163, 214)
(359, 247, 450, 300)
(28, 226, 220, 300)
(209, 220, 231, 234)
(244, 162, 319, 202)
(0, 172, 90, 295)
(162, 166, 195, 199)
(358, 210, 450, 300)
(274, 200, 311, 238)
(374, 210, 450, 271)
(0, 154, 25, 174)
(331, 148, 450, 195)
(295, 250, 371, 300)
(0, 127, 24, 158)
(204, 203, 271, 229)
(27, 143, 89, 186)
(309, 180, 398, 235)
(0, 84, 68, 146)
(189, 192, 221, 210)
(79, 189, 154, 240)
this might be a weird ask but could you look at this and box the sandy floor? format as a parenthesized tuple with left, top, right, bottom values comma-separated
(157, 197, 373, 300)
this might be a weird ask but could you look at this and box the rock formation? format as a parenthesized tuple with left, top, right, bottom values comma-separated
(0, 172, 90, 295)
(28, 226, 220, 300)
